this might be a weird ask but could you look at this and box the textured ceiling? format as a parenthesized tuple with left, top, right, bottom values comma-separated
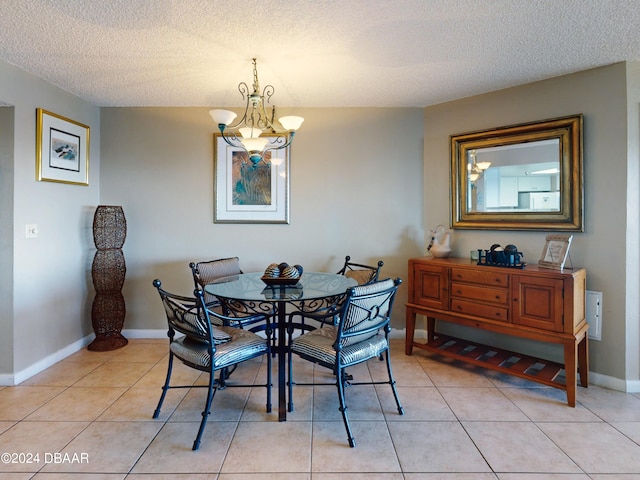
(1, 0, 640, 107)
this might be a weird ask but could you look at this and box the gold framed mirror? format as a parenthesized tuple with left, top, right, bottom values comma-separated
(450, 114, 583, 231)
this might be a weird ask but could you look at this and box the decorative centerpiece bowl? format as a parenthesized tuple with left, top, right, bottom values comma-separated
(261, 276, 301, 286)
(261, 262, 303, 286)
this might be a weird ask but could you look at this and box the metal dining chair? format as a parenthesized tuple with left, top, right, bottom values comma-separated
(288, 255, 385, 335)
(337, 255, 384, 286)
(190, 257, 266, 331)
(287, 277, 404, 447)
(152, 279, 272, 450)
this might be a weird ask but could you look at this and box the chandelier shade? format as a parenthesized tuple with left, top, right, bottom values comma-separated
(209, 109, 238, 126)
(278, 115, 305, 131)
(209, 58, 303, 165)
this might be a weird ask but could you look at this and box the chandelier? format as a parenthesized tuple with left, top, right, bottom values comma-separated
(209, 58, 304, 165)
(468, 149, 491, 182)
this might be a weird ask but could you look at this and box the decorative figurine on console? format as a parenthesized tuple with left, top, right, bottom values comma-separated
(477, 243, 526, 268)
(427, 225, 452, 258)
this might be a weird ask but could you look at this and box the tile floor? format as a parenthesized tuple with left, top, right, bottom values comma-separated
(1, 338, 640, 479)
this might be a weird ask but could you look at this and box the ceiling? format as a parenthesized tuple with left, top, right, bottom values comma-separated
(1, 0, 640, 108)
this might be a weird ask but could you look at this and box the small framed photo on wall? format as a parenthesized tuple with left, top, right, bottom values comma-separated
(36, 108, 90, 186)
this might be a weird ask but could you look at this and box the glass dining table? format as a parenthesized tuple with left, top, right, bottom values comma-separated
(205, 271, 357, 421)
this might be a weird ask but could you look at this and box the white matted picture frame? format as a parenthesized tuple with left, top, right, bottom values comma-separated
(36, 108, 90, 186)
(213, 133, 290, 224)
(538, 234, 573, 270)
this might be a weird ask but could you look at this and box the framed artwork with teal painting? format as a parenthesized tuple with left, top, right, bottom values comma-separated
(213, 133, 290, 223)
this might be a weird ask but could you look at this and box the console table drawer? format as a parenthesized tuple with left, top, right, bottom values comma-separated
(451, 298, 509, 321)
(451, 282, 509, 305)
(451, 268, 508, 287)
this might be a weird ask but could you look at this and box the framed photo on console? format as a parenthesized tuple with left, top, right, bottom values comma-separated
(538, 234, 573, 270)
(36, 108, 90, 186)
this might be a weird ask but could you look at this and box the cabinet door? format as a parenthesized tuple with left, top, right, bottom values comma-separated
(518, 175, 551, 192)
(512, 275, 564, 331)
(499, 176, 519, 207)
(410, 262, 449, 310)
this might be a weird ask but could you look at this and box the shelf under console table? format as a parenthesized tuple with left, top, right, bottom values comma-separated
(405, 257, 589, 406)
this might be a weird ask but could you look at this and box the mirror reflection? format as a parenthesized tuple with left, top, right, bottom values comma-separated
(468, 139, 560, 213)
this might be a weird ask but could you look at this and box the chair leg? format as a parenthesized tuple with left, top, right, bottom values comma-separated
(337, 367, 356, 447)
(266, 329, 273, 413)
(287, 342, 294, 413)
(193, 369, 217, 451)
(384, 350, 404, 415)
(153, 352, 174, 419)
(217, 367, 228, 388)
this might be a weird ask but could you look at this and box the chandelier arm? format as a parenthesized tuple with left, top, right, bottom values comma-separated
(217, 127, 244, 149)
(251, 102, 268, 131)
(262, 85, 274, 105)
(237, 81, 249, 101)
(224, 93, 252, 130)
(262, 132, 295, 155)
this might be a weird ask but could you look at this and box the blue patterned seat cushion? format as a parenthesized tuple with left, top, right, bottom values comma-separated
(291, 325, 387, 366)
(171, 326, 267, 369)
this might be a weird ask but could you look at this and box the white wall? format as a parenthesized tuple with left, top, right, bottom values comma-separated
(99, 107, 425, 332)
(423, 62, 638, 385)
(0, 59, 101, 381)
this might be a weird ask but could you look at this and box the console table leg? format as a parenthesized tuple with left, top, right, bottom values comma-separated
(405, 309, 416, 355)
(564, 340, 577, 407)
(427, 317, 436, 343)
(578, 334, 589, 387)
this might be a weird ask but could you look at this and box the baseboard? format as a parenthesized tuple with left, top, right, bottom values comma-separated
(625, 379, 640, 393)
(389, 327, 406, 340)
(589, 372, 640, 393)
(122, 328, 167, 339)
(0, 334, 94, 386)
(0, 331, 165, 386)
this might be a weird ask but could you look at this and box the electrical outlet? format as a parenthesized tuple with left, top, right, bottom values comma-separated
(25, 224, 38, 239)
(586, 290, 602, 340)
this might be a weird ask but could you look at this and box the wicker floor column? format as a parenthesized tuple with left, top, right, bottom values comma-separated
(88, 205, 128, 351)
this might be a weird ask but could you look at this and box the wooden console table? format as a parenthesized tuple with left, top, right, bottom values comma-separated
(405, 257, 588, 406)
